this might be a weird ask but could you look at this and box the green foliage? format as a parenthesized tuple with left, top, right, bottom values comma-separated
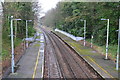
(28, 26, 36, 36)
(2, 2, 39, 59)
(43, 2, 119, 45)
(14, 38, 22, 48)
(86, 39, 117, 59)
(3, 2, 35, 39)
(1, 49, 10, 60)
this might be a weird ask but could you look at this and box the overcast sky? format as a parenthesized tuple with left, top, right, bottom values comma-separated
(38, 0, 61, 17)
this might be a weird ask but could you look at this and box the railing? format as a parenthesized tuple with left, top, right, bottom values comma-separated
(55, 28, 84, 41)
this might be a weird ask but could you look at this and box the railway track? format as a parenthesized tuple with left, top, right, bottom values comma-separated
(43, 31, 62, 79)
(42, 28, 104, 80)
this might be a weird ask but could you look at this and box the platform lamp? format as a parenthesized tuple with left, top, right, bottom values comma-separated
(80, 19, 86, 46)
(25, 20, 32, 48)
(10, 16, 22, 73)
(116, 17, 120, 70)
(101, 18, 109, 60)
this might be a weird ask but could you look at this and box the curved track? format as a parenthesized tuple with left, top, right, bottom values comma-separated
(42, 28, 104, 80)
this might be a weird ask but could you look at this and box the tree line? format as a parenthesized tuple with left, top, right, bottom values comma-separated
(2, 2, 40, 39)
(43, 2, 119, 45)
(1, 2, 40, 59)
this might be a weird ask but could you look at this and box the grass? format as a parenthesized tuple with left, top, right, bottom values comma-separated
(55, 31, 99, 56)
(39, 32, 42, 34)
(34, 43, 40, 47)
(14, 38, 22, 48)
(1, 25, 36, 60)
(55, 32, 120, 73)
(86, 39, 118, 59)
(1, 33, 11, 60)
(55, 31, 117, 60)
(1, 36, 22, 60)
(1, 48, 10, 60)
(67, 42, 98, 56)
(36, 36, 40, 39)
(101, 44, 117, 59)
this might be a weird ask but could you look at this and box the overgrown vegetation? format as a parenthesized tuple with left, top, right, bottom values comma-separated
(86, 39, 117, 59)
(42, 2, 119, 58)
(1, 2, 40, 60)
(43, 2, 119, 45)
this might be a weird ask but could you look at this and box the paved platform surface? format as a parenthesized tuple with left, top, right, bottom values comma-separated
(54, 31, 119, 79)
(7, 32, 44, 79)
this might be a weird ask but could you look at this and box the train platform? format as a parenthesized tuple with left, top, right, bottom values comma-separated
(4, 31, 44, 79)
(54, 31, 119, 79)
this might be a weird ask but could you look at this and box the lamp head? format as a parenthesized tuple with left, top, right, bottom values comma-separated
(14, 19, 21, 20)
(101, 18, 107, 20)
(11, 16, 13, 18)
(80, 19, 84, 21)
(28, 20, 32, 22)
(116, 30, 119, 32)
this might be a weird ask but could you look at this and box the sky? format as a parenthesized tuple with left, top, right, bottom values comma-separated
(38, 0, 61, 17)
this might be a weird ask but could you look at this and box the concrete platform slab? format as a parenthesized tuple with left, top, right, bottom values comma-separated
(54, 31, 119, 79)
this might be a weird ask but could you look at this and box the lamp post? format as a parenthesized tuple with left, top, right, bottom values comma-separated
(91, 35, 93, 48)
(10, 16, 14, 73)
(10, 16, 21, 73)
(80, 19, 86, 46)
(26, 20, 32, 48)
(101, 18, 109, 60)
(116, 18, 120, 70)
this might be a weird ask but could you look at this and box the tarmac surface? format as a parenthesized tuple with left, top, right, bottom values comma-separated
(7, 32, 44, 79)
(54, 31, 119, 79)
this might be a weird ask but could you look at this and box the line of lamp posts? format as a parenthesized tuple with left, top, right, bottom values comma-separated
(78, 18, 119, 70)
(10, 16, 32, 73)
(10, 15, 120, 73)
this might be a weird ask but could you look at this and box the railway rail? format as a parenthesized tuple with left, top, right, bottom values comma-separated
(42, 28, 104, 80)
